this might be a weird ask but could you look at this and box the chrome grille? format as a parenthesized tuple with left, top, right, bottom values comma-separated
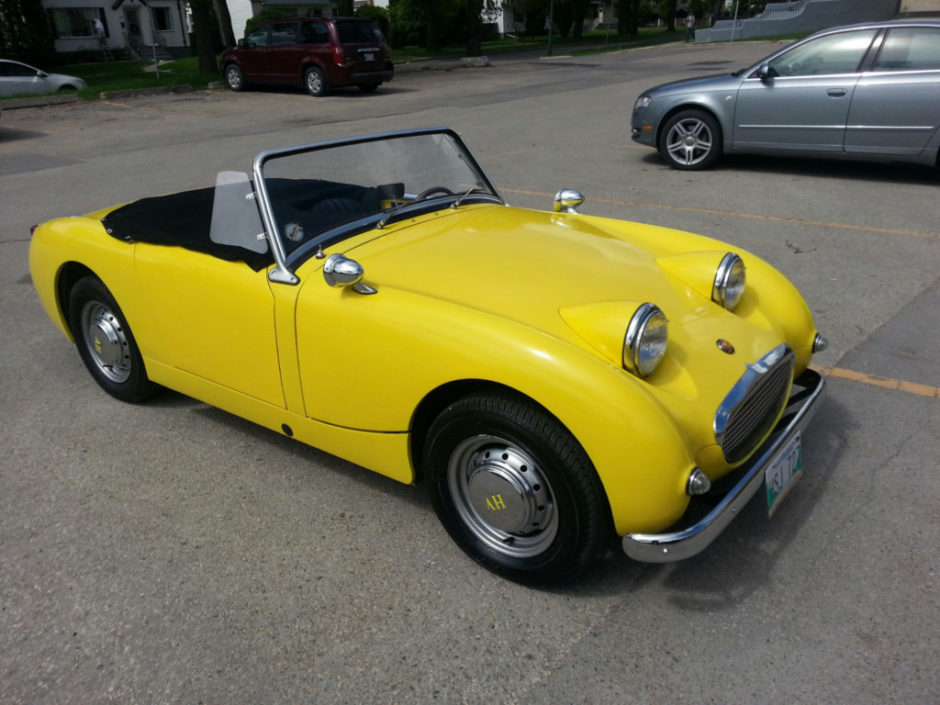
(715, 346, 795, 464)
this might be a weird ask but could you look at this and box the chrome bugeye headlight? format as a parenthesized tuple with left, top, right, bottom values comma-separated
(624, 303, 668, 377)
(712, 253, 746, 311)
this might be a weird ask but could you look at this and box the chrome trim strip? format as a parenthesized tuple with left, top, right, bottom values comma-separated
(622, 368, 825, 563)
(713, 343, 791, 447)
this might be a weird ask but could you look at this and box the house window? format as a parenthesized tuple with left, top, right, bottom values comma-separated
(49, 7, 99, 38)
(153, 7, 173, 32)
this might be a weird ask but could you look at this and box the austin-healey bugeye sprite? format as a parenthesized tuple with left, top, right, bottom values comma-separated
(30, 128, 827, 585)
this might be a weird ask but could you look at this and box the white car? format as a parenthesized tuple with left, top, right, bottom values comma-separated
(0, 58, 87, 97)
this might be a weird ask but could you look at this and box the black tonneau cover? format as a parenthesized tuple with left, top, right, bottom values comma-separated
(101, 187, 273, 271)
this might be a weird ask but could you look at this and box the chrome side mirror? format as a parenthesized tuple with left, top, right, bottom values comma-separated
(323, 253, 377, 295)
(553, 189, 584, 214)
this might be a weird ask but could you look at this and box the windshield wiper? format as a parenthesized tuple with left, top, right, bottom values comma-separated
(451, 187, 482, 210)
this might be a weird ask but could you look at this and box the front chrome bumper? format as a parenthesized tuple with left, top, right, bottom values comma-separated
(622, 368, 826, 563)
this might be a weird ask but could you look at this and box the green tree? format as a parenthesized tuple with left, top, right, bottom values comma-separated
(0, 0, 55, 65)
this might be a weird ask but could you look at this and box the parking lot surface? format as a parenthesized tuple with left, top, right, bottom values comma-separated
(1, 41, 937, 705)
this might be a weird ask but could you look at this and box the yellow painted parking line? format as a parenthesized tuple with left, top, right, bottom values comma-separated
(501, 188, 940, 240)
(815, 366, 939, 399)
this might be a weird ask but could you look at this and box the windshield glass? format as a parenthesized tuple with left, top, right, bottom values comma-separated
(257, 130, 500, 259)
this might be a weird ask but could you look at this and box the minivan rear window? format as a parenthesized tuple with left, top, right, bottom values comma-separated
(336, 20, 383, 44)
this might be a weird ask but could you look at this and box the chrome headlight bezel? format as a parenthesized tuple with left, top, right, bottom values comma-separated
(623, 303, 668, 377)
(712, 253, 746, 311)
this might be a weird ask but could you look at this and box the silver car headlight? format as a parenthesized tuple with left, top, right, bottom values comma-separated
(712, 253, 746, 311)
(624, 303, 668, 377)
(634, 95, 652, 110)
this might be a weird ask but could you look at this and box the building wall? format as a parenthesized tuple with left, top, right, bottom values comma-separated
(42, 0, 189, 55)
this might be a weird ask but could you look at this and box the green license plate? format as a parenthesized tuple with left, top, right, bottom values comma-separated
(765, 432, 803, 517)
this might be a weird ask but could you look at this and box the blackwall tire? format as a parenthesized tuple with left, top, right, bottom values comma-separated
(659, 109, 722, 170)
(68, 276, 158, 403)
(304, 67, 328, 97)
(424, 391, 610, 585)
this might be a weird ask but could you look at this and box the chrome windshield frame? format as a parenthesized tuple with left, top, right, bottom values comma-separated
(250, 127, 504, 285)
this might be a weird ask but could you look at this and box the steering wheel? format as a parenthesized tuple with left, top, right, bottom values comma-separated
(413, 186, 454, 202)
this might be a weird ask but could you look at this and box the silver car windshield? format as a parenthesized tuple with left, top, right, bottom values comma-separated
(254, 129, 501, 263)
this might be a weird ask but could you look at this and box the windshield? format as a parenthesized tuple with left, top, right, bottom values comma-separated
(255, 129, 501, 263)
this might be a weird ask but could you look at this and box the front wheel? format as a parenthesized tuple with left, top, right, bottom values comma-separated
(224, 63, 246, 92)
(304, 67, 328, 97)
(659, 109, 722, 170)
(424, 392, 610, 585)
(68, 276, 157, 403)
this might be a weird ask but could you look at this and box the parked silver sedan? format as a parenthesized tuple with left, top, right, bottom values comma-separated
(0, 59, 87, 97)
(631, 19, 940, 170)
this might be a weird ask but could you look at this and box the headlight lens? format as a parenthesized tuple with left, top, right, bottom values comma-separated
(634, 95, 652, 110)
(624, 303, 668, 377)
(712, 253, 746, 311)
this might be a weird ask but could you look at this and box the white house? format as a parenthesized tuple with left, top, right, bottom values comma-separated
(42, 0, 192, 57)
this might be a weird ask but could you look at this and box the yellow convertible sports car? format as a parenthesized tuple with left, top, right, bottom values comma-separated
(30, 128, 827, 585)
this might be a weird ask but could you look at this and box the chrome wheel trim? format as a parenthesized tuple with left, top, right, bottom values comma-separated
(80, 301, 132, 384)
(225, 65, 241, 89)
(447, 434, 558, 558)
(665, 117, 713, 167)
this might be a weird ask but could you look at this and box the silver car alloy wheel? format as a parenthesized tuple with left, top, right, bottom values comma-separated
(79, 300, 132, 384)
(306, 69, 324, 96)
(664, 116, 714, 167)
(447, 434, 559, 558)
(226, 65, 242, 90)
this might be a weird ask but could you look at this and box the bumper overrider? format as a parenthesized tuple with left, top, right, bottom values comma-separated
(622, 366, 826, 563)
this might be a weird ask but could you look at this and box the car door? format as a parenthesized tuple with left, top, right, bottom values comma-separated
(265, 21, 302, 84)
(732, 29, 878, 153)
(131, 245, 285, 408)
(239, 25, 272, 81)
(298, 21, 333, 81)
(0, 60, 44, 96)
(845, 26, 940, 157)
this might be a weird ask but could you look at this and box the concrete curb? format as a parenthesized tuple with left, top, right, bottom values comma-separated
(1, 93, 80, 109)
(99, 84, 197, 100)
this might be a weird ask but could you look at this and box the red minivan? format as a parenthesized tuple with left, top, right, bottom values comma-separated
(221, 17, 394, 97)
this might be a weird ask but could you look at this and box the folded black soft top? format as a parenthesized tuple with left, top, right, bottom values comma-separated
(101, 187, 274, 271)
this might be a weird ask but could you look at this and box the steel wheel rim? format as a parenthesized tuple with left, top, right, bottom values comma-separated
(665, 117, 713, 166)
(80, 300, 132, 384)
(226, 66, 241, 89)
(447, 434, 558, 558)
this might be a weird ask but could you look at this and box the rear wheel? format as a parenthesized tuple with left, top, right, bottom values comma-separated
(425, 392, 610, 585)
(304, 67, 328, 97)
(68, 276, 157, 403)
(659, 109, 722, 170)
(224, 63, 246, 92)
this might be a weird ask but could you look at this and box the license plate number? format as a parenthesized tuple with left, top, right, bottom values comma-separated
(765, 432, 803, 517)
(363, 52, 375, 61)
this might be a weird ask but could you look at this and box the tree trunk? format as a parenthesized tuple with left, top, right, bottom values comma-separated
(190, 0, 218, 74)
(213, 0, 236, 49)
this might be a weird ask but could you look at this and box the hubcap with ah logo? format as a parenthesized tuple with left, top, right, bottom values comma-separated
(448, 435, 557, 558)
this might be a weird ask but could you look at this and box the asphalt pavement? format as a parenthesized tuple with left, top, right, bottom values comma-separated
(1, 40, 937, 705)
